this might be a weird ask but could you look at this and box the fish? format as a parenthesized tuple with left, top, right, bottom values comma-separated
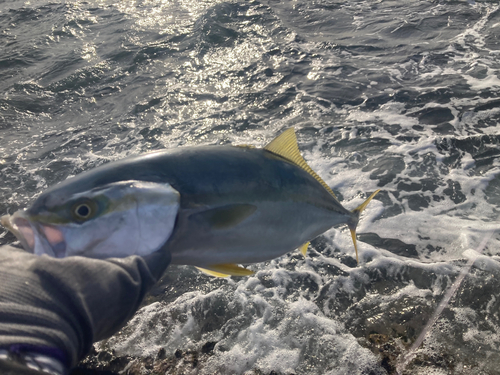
(1, 128, 380, 276)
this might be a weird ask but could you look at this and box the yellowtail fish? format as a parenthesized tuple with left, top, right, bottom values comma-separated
(1, 128, 379, 276)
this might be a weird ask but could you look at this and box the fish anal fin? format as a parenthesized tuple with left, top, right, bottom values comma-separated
(196, 263, 254, 277)
(299, 241, 310, 257)
(196, 267, 231, 278)
(191, 204, 257, 230)
(264, 128, 337, 200)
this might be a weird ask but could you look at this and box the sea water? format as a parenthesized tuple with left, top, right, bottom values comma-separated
(1, 0, 500, 374)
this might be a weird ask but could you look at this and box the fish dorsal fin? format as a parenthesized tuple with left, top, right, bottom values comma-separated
(264, 128, 337, 200)
(196, 264, 254, 277)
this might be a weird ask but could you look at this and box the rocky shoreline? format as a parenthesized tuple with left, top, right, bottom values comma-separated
(69, 256, 500, 375)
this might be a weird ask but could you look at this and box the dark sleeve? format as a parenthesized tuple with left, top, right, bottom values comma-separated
(0, 358, 49, 374)
(0, 245, 171, 369)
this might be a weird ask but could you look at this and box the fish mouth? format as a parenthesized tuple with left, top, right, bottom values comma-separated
(1, 211, 67, 257)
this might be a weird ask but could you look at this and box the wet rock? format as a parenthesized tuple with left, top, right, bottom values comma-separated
(363, 156, 405, 186)
(157, 347, 166, 360)
(358, 233, 419, 258)
(432, 122, 455, 134)
(406, 193, 431, 211)
(443, 179, 466, 204)
(201, 341, 216, 354)
(416, 107, 454, 125)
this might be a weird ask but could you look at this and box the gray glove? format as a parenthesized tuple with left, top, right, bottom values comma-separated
(0, 244, 171, 374)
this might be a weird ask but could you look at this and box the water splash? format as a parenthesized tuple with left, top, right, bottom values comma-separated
(395, 228, 497, 374)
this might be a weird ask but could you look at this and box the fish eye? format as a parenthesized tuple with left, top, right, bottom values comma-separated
(71, 199, 97, 221)
(76, 204, 90, 217)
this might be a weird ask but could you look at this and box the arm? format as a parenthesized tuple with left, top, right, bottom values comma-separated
(0, 244, 171, 374)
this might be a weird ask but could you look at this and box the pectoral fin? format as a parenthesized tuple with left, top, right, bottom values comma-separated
(191, 204, 257, 230)
(196, 263, 255, 277)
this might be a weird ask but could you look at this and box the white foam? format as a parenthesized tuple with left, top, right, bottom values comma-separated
(463, 249, 500, 272)
(108, 278, 382, 374)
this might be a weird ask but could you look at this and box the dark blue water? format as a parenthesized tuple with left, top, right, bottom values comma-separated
(1, 1, 500, 374)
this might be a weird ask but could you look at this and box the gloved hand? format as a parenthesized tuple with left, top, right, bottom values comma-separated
(0, 244, 171, 374)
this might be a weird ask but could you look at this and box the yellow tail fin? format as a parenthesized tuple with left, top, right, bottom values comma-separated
(348, 190, 381, 264)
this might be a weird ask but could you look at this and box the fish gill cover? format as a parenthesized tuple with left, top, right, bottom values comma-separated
(1, 0, 500, 374)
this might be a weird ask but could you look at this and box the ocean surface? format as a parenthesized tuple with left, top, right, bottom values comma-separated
(1, 0, 500, 374)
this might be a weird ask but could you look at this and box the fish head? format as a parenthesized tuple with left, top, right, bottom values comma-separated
(1, 180, 180, 258)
